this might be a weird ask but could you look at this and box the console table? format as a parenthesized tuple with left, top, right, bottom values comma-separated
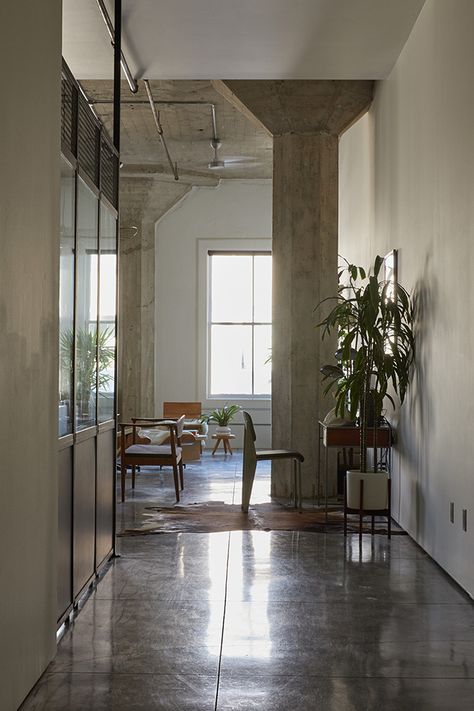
(318, 422, 392, 518)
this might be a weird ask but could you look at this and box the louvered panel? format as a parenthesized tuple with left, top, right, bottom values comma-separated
(61, 72, 77, 156)
(100, 137, 118, 208)
(78, 95, 100, 186)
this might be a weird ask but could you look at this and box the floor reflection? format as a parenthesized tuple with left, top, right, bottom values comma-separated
(20, 453, 474, 711)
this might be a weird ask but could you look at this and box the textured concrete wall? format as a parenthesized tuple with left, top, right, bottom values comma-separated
(0, 2, 61, 709)
(339, 0, 474, 597)
(119, 178, 191, 420)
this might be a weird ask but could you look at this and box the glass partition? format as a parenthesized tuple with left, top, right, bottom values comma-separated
(58, 159, 76, 436)
(75, 178, 99, 431)
(98, 203, 117, 423)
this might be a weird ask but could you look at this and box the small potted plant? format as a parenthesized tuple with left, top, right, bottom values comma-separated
(315, 255, 415, 509)
(200, 404, 241, 435)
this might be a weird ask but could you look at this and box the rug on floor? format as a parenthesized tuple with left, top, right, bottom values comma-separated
(120, 501, 406, 536)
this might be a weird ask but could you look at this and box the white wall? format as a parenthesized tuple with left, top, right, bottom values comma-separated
(339, 0, 474, 597)
(0, 1, 61, 709)
(155, 180, 272, 447)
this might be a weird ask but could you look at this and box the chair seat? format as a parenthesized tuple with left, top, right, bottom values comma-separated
(256, 449, 304, 462)
(126, 444, 182, 458)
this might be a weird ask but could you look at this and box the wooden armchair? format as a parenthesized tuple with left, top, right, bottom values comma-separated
(163, 402, 207, 461)
(119, 416, 185, 503)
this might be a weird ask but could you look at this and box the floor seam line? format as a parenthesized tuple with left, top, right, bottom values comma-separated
(214, 530, 231, 711)
(214, 455, 239, 710)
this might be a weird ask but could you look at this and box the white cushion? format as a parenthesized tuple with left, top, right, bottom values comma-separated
(137, 427, 169, 445)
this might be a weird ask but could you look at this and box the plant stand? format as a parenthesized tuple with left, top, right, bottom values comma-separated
(344, 471, 391, 541)
(318, 421, 392, 519)
(211, 433, 236, 455)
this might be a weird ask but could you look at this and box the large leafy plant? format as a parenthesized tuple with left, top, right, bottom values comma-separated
(60, 327, 115, 417)
(315, 255, 415, 472)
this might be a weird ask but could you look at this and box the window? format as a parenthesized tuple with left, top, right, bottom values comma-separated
(208, 252, 272, 397)
(58, 158, 75, 436)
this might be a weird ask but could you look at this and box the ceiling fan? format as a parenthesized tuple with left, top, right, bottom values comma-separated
(208, 137, 261, 170)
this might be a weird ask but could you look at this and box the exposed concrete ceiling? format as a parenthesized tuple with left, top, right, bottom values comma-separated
(68, 2, 424, 187)
(63, 0, 425, 80)
(81, 79, 273, 181)
(213, 80, 374, 136)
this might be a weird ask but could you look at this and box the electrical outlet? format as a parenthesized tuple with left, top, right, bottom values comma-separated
(450, 502, 455, 524)
(462, 509, 468, 532)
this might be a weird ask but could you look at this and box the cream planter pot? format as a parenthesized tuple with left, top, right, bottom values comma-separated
(346, 470, 389, 510)
(215, 426, 232, 435)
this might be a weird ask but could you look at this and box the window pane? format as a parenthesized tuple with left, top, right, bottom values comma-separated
(211, 254, 252, 322)
(254, 325, 272, 395)
(210, 325, 252, 395)
(75, 179, 98, 431)
(98, 204, 116, 423)
(254, 255, 272, 322)
(58, 160, 75, 436)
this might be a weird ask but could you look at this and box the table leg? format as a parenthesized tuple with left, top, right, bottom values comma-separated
(211, 437, 220, 455)
(223, 438, 228, 454)
(226, 439, 233, 455)
(325, 440, 328, 522)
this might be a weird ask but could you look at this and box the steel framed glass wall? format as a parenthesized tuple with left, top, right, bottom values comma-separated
(58, 61, 119, 625)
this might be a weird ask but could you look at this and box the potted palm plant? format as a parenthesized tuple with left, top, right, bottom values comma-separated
(200, 404, 241, 434)
(315, 255, 415, 508)
(60, 326, 115, 420)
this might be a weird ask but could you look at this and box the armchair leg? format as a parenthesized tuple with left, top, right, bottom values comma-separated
(132, 466, 136, 489)
(172, 464, 180, 502)
(121, 455, 126, 503)
(294, 459, 302, 511)
(179, 460, 184, 490)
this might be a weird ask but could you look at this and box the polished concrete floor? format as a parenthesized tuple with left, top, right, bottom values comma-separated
(21, 453, 474, 710)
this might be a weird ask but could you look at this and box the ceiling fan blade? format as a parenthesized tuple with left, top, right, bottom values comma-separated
(220, 155, 259, 164)
(220, 161, 264, 169)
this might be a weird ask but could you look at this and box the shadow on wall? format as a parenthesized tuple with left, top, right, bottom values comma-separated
(400, 251, 438, 539)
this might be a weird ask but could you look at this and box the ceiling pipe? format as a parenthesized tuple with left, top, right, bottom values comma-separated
(113, 0, 121, 153)
(89, 99, 220, 141)
(143, 80, 179, 181)
(88, 98, 221, 169)
(210, 104, 219, 142)
(96, 0, 138, 94)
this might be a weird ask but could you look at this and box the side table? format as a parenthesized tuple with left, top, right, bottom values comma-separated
(211, 433, 236, 455)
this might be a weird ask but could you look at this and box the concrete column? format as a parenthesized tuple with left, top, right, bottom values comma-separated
(272, 133, 338, 497)
(213, 80, 374, 498)
(119, 175, 208, 420)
